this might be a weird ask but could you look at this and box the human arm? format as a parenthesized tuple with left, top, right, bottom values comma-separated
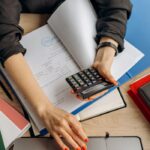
(0, 0, 88, 149)
(4, 53, 88, 150)
(91, 0, 132, 84)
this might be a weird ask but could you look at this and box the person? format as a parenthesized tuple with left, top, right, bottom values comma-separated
(0, 0, 132, 150)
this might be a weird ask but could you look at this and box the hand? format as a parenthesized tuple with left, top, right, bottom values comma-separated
(37, 102, 88, 150)
(71, 89, 108, 101)
(92, 39, 118, 86)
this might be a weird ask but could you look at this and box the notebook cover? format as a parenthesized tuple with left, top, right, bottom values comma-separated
(130, 74, 150, 94)
(0, 99, 30, 130)
(128, 89, 150, 123)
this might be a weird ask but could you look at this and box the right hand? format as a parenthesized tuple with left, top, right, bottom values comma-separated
(37, 102, 88, 150)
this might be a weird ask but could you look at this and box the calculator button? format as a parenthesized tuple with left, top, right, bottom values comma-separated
(93, 72, 98, 76)
(83, 84, 88, 88)
(85, 79, 90, 83)
(73, 74, 80, 80)
(88, 68, 95, 73)
(87, 82, 92, 86)
(92, 80, 97, 84)
(74, 83, 79, 87)
(91, 77, 96, 81)
(79, 82, 84, 86)
(96, 75, 102, 79)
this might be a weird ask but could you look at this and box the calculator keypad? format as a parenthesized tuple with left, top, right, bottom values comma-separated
(66, 68, 114, 99)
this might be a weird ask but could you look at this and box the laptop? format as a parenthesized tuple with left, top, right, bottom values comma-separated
(12, 136, 143, 150)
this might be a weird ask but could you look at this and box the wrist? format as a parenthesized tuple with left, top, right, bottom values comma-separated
(100, 37, 118, 47)
(95, 46, 115, 63)
(98, 37, 119, 56)
(33, 97, 54, 117)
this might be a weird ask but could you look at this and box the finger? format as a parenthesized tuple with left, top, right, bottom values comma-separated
(69, 118, 88, 142)
(98, 68, 118, 85)
(52, 132, 69, 150)
(88, 89, 108, 100)
(65, 125, 87, 150)
(76, 95, 83, 100)
(59, 129, 80, 150)
(70, 90, 75, 94)
(76, 90, 107, 101)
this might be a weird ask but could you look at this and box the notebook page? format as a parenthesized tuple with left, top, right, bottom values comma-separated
(77, 89, 125, 121)
(48, 0, 97, 69)
(111, 41, 144, 80)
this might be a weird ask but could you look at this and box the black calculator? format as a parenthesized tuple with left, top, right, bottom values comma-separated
(66, 68, 114, 99)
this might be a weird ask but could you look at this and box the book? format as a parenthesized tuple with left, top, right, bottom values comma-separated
(0, 0, 144, 134)
(128, 74, 150, 123)
(0, 98, 30, 149)
(13, 136, 143, 150)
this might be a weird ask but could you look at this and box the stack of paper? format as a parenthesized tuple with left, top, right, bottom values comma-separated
(0, 98, 30, 149)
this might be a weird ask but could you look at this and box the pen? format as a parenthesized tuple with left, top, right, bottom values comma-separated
(0, 131, 5, 150)
(0, 80, 13, 101)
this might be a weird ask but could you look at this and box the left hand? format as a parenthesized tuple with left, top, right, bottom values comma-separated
(92, 39, 118, 86)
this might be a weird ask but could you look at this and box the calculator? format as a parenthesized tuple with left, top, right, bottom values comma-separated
(66, 68, 114, 99)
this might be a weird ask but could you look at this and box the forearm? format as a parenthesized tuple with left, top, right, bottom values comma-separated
(4, 53, 53, 113)
(91, 0, 132, 52)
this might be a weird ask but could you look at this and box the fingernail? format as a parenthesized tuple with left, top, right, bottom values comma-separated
(84, 138, 89, 143)
(70, 90, 74, 94)
(76, 147, 81, 150)
(88, 97, 93, 101)
(82, 146, 87, 150)
(64, 148, 68, 150)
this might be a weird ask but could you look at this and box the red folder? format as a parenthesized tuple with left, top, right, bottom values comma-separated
(0, 99, 30, 130)
(128, 74, 150, 123)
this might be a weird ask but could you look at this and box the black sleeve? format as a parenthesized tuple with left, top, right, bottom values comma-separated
(91, 0, 132, 52)
(0, 0, 26, 66)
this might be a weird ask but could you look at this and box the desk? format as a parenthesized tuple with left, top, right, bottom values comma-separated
(0, 14, 150, 150)
(83, 68, 150, 150)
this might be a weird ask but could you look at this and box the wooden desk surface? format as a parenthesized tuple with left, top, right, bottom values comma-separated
(82, 68, 150, 150)
(0, 14, 150, 150)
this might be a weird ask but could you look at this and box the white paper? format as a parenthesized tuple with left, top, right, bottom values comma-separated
(48, 0, 97, 69)
(48, 0, 144, 75)
(111, 41, 144, 80)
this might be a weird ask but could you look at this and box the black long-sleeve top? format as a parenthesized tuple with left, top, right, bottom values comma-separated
(0, 0, 132, 65)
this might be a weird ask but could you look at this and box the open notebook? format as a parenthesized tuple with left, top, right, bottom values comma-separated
(0, 0, 144, 134)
